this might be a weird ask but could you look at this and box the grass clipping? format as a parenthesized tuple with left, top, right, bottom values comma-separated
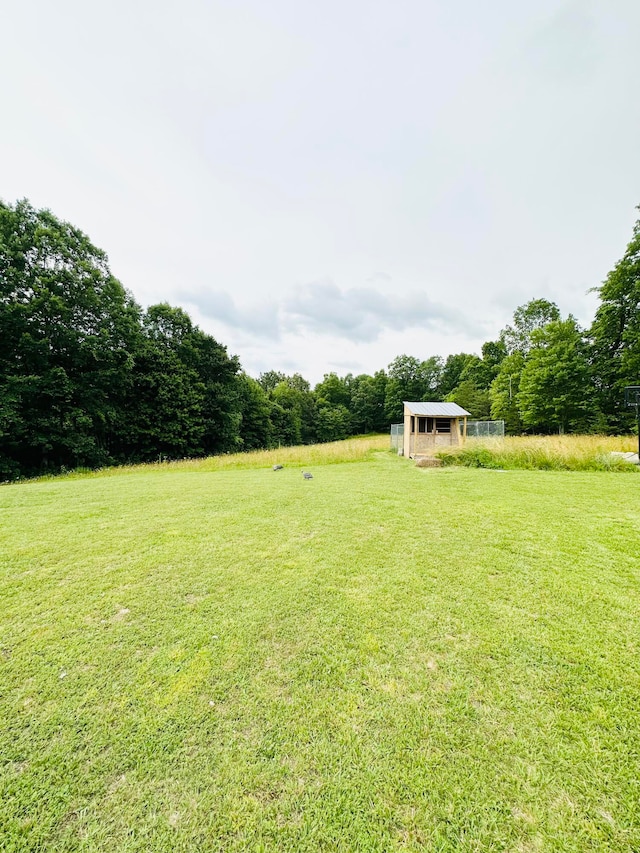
(435, 435, 639, 472)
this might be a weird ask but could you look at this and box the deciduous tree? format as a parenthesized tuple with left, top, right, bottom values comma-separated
(490, 352, 526, 434)
(0, 199, 141, 475)
(518, 318, 595, 434)
(384, 355, 443, 421)
(590, 210, 640, 431)
(350, 370, 388, 433)
(501, 299, 561, 355)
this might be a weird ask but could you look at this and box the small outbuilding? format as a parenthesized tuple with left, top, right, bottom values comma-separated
(403, 401, 471, 458)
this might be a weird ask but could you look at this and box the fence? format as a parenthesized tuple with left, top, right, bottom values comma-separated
(464, 419, 505, 439)
(390, 423, 404, 451)
(391, 420, 503, 449)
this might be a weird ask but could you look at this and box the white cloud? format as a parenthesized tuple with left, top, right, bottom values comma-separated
(183, 278, 486, 347)
(1, 0, 639, 385)
(182, 290, 281, 339)
(283, 280, 483, 341)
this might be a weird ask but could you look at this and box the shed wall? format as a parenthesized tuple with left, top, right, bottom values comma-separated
(403, 404, 464, 457)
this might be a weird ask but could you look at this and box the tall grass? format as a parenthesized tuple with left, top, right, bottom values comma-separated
(436, 434, 639, 471)
(28, 434, 390, 483)
(172, 434, 389, 471)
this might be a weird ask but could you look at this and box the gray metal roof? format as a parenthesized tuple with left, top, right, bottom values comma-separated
(404, 401, 472, 417)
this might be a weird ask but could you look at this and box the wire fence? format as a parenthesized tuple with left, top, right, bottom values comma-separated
(391, 420, 504, 450)
(465, 420, 505, 439)
(390, 423, 404, 451)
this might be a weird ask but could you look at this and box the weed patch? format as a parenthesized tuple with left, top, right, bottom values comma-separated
(436, 434, 639, 471)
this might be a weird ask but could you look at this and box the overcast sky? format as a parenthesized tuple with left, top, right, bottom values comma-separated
(3, 0, 639, 383)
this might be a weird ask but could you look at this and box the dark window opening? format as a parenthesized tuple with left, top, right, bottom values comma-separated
(427, 417, 434, 433)
(435, 418, 451, 433)
(410, 416, 415, 433)
(418, 417, 427, 433)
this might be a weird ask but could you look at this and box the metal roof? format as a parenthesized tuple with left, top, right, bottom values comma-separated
(404, 401, 472, 417)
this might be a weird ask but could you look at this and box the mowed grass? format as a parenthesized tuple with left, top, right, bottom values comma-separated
(1, 441, 640, 851)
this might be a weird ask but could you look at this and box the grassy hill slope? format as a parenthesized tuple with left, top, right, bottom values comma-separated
(1, 440, 639, 851)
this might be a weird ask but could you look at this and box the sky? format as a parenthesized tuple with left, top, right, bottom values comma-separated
(2, 0, 639, 384)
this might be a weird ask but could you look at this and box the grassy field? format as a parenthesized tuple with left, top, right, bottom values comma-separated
(436, 434, 639, 471)
(2, 437, 640, 851)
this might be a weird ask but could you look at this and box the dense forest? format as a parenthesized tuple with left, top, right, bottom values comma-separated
(1, 199, 639, 479)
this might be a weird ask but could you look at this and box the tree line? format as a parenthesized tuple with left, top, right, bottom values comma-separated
(1, 199, 639, 479)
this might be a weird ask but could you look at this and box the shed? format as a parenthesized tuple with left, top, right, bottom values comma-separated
(403, 402, 471, 458)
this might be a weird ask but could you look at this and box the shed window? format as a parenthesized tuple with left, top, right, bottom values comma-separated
(410, 416, 415, 433)
(435, 418, 451, 433)
(417, 417, 427, 433)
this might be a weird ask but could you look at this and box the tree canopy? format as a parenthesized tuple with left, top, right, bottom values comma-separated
(1, 198, 639, 478)
(590, 210, 640, 431)
(518, 318, 594, 434)
(0, 201, 240, 476)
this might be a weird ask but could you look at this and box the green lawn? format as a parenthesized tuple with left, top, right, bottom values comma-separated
(1, 447, 639, 851)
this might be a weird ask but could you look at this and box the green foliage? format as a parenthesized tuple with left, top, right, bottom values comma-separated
(480, 339, 507, 380)
(0, 202, 241, 475)
(3, 197, 640, 476)
(438, 353, 477, 397)
(490, 352, 526, 433)
(384, 355, 443, 421)
(487, 300, 565, 434)
(193, 329, 242, 455)
(263, 380, 316, 446)
(234, 375, 273, 451)
(500, 298, 561, 355)
(0, 199, 142, 475)
(350, 370, 388, 433)
(437, 446, 499, 468)
(445, 379, 491, 419)
(269, 383, 304, 446)
(314, 372, 351, 408)
(260, 372, 310, 394)
(517, 318, 595, 434)
(256, 374, 317, 447)
(442, 343, 506, 423)
(590, 210, 640, 432)
(491, 302, 596, 435)
(126, 305, 207, 460)
(314, 403, 352, 442)
(314, 373, 357, 442)
(257, 370, 287, 392)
